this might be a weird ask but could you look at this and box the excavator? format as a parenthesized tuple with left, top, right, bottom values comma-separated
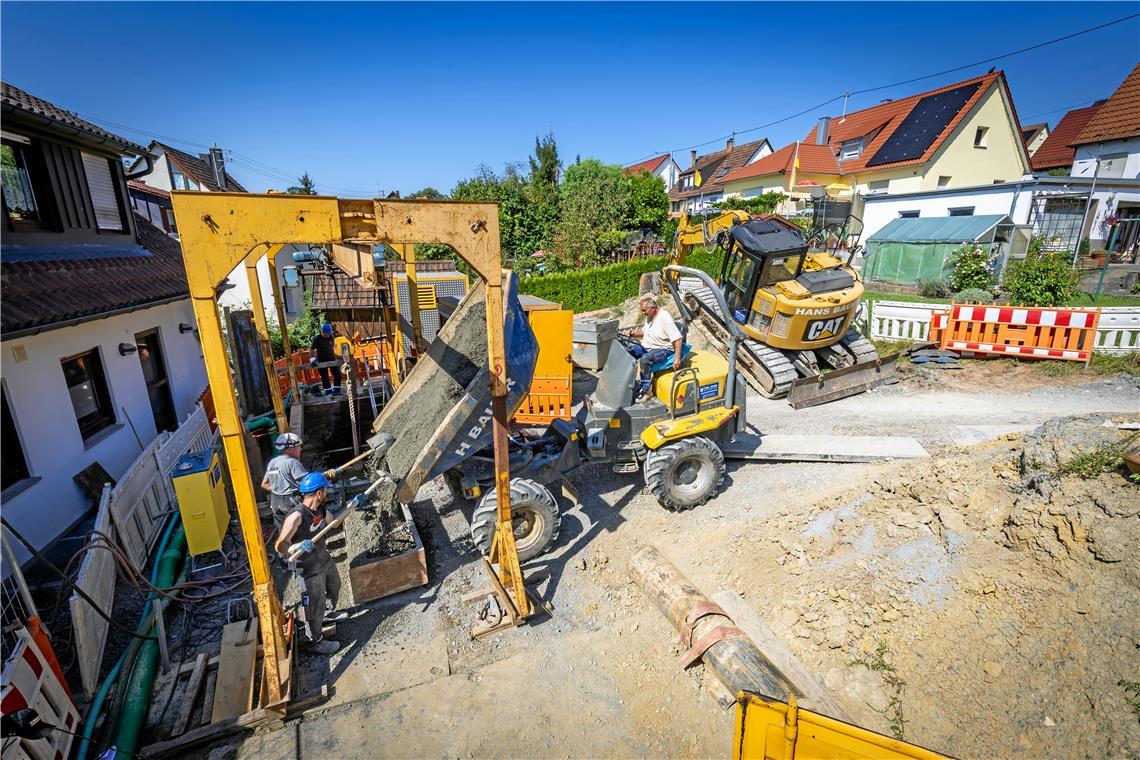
(668, 210, 897, 408)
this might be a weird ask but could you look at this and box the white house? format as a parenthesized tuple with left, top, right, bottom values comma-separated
(1, 84, 209, 562)
(624, 153, 682, 193)
(128, 141, 305, 321)
(1069, 63, 1140, 182)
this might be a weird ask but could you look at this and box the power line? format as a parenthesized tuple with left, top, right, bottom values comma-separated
(639, 11, 1138, 161)
(71, 113, 213, 151)
(1022, 97, 1105, 121)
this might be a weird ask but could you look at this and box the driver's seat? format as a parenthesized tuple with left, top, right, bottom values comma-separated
(649, 342, 693, 373)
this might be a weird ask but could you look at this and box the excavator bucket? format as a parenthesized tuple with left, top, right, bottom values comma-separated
(786, 353, 900, 409)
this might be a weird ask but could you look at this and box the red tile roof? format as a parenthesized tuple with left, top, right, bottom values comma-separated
(625, 154, 670, 175)
(803, 72, 1004, 174)
(128, 179, 170, 199)
(668, 139, 771, 200)
(723, 142, 841, 182)
(1, 82, 147, 156)
(1029, 103, 1102, 170)
(1073, 63, 1140, 146)
(1, 214, 190, 336)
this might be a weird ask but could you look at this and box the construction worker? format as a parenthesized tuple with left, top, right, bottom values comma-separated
(310, 322, 342, 394)
(274, 472, 345, 655)
(261, 433, 339, 525)
(626, 294, 683, 398)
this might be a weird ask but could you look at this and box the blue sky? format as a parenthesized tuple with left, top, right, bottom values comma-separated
(2, 2, 1136, 196)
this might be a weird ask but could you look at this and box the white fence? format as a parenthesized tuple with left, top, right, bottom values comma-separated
(869, 301, 1140, 354)
(69, 403, 216, 698)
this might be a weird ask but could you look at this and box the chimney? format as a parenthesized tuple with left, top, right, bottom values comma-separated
(880, 98, 893, 104)
(816, 117, 831, 145)
(726, 136, 734, 152)
(690, 150, 698, 169)
(208, 146, 226, 188)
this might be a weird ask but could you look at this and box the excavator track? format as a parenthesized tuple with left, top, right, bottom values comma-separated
(680, 279, 798, 399)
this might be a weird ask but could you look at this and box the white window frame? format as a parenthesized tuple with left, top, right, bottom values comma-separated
(840, 138, 864, 160)
(948, 206, 975, 217)
(898, 210, 920, 218)
(867, 179, 890, 195)
(974, 126, 989, 148)
(937, 175, 952, 189)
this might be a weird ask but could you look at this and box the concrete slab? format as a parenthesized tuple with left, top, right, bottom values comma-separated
(722, 432, 928, 462)
(947, 424, 1030, 447)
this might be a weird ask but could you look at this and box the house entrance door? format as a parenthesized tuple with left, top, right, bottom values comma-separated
(135, 329, 177, 433)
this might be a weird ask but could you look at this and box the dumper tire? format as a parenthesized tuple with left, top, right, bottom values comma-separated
(470, 478, 560, 562)
(644, 436, 725, 512)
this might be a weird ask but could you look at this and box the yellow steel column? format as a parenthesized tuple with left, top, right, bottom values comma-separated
(397, 243, 426, 354)
(267, 246, 301, 403)
(188, 291, 290, 706)
(246, 245, 287, 433)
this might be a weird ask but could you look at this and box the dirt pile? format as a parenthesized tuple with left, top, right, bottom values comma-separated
(728, 414, 1139, 758)
(370, 280, 488, 481)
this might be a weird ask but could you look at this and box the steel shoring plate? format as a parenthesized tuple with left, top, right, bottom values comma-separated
(721, 431, 928, 463)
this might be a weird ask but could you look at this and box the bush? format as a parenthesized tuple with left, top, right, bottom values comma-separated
(917, 278, 952, 298)
(1002, 253, 1080, 306)
(520, 257, 666, 312)
(949, 244, 997, 292)
(955, 287, 994, 304)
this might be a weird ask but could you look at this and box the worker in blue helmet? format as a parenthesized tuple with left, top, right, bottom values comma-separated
(309, 322, 342, 395)
(274, 471, 346, 655)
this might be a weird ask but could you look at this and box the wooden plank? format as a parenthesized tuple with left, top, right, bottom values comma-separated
(173, 653, 208, 736)
(70, 485, 117, 699)
(712, 590, 852, 722)
(210, 617, 259, 723)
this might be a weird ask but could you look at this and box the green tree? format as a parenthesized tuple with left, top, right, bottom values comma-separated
(266, 287, 326, 359)
(556, 159, 634, 267)
(452, 164, 532, 263)
(406, 186, 446, 199)
(286, 172, 317, 195)
(627, 170, 668, 232)
(714, 192, 788, 216)
(524, 132, 562, 254)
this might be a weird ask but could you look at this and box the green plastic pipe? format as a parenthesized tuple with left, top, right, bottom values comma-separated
(111, 527, 187, 759)
(75, 515, 181, 760)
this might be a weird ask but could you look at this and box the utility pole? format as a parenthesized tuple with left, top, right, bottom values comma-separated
(1073, 157, 1101, 267)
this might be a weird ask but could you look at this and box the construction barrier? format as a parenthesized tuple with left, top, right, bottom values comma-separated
(1, 626, 80, 760)
(274, 340, 394, 396)
(938, 304, 1101, 363)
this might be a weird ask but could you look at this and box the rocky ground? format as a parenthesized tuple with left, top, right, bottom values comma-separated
(168, 361, 1138, 760)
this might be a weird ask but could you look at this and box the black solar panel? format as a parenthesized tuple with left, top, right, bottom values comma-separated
(865, 82, 981, 167)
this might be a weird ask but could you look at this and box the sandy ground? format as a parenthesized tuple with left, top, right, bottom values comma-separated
(194, 368, 1139, 760)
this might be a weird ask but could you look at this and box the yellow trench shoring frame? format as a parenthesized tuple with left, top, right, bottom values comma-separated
(171, 193, 530, 709)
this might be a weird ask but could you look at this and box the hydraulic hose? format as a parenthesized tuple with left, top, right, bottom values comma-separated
(112, 527, 187, 758)
(75, 515, 181, 760)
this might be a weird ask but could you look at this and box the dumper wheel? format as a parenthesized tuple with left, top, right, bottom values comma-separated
(470, 478, 560, 562)
(644, 436, 725, 511)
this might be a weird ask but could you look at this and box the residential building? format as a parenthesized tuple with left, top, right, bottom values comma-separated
(1, 83, 208, 561)
(128, 141, 304, 320)
(1069, 63, 1140, 182)
(1021, 122, 1049, 157)
(720, 72, 1031, 214)
(1029, 102, 1103, 173)
(667, 137, 773, 217)
(624, 153, 681, 193)
(859, 175, 1140, 256)
(127, 179, 177, 234)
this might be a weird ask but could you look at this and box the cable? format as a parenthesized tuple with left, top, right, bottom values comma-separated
(69, 113, 213, 151)
(637, 12, 1138, 160)
(0, 518, 156, 642)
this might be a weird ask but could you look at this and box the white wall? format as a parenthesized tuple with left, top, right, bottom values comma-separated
(2, 299, 208, 561)
(655, 160, 680, 192)
(1072, 137, 1140, 180)
(140, 152, 174, 192)
(216, 245, 305, 322)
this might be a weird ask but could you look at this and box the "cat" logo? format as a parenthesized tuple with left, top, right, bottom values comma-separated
(804, 316, 845, 341)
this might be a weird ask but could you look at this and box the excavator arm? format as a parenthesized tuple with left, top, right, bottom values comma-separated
(667, 209, 752, 270)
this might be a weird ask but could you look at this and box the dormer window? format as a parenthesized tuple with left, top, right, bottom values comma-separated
(2, 134, 42, 225)
(171, 169, 199, 191)
(839, 138, 864, 160)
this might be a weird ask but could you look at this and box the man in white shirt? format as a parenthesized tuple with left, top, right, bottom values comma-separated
(627, 295, 683, 398)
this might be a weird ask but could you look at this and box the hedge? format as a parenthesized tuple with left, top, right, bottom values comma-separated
(519, 247, 726, 313)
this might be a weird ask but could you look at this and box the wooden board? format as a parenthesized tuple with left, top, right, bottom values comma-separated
(70, 485, 117, 699)
(347, 505, 428, 604)
(72, 461, 115, 504)
(211, 617, 260, 723)
(712, 590, 852, 722)
(173, 652, 209, 736)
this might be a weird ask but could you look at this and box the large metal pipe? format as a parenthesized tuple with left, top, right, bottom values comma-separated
(628, 544, 797, 701)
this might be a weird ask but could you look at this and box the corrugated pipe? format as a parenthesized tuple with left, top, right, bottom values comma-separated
(111, 527, 187, 758)
(75, 515, 182, 760)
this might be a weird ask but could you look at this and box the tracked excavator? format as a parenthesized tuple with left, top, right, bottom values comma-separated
(668, 211, 897, 408)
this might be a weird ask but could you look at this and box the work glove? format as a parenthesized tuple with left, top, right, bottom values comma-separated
(309, 357, 318, 367)
(322, 469, 337, 480)
(289, 539, 315, 556)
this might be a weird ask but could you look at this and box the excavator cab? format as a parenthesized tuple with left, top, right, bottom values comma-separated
(719, 219, 809, 327)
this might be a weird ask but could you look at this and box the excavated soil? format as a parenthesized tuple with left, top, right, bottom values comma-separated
(725, 414, 1140, 758)
(369, 280, 488, 481)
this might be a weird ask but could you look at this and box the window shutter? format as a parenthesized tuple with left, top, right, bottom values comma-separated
(81, 152, 124, 231)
